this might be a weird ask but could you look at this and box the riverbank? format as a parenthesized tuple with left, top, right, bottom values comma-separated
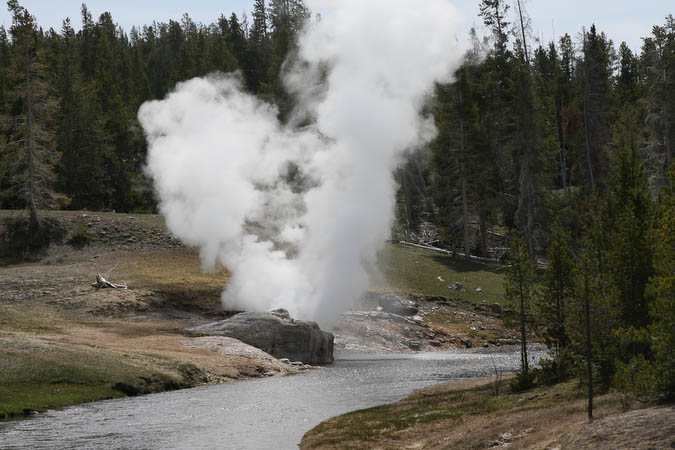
(300, 376, 675, 449)
(0, 348, 548, 449)
(0, 210, 516, 421)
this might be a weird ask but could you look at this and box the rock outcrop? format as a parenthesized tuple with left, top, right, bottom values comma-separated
(188, 310, 334, 364)
(376, 293, 419, 316)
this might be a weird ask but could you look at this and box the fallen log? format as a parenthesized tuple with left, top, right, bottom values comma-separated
(398, 241, 500, 263)
(92, 273, 127, 289)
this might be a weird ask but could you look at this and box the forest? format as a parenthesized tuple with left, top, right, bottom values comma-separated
(0, 0, 673, 410)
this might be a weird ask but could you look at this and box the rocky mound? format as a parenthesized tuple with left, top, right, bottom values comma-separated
(188, 310, 334, 365)
(376, 293, 419, 316)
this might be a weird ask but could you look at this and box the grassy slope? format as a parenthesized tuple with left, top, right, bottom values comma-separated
(0, 215, 508, 420)
(0, 343, 185, 419)
(300, 379, 624, 449)
(377, 243, 506, 304)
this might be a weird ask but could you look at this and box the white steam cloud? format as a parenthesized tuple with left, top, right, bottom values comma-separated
(139, 0, 465, 326)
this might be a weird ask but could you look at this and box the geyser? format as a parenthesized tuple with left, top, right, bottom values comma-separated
(139, 0, 465, 326)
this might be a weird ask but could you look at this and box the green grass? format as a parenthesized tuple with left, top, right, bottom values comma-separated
(303, 381, 512, 447)
(0, 346, 182, 420)
(377, 243, 506, 305)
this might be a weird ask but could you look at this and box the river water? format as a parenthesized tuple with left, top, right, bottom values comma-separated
(0, 346, 545, 450)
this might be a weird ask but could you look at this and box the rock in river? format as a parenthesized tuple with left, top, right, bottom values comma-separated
(188, 311, 334, 365)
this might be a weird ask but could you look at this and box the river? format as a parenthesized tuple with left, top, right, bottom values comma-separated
(0, 346, 546, 450)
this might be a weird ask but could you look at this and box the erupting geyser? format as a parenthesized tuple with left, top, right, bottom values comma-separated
(139, 0, 465, 326)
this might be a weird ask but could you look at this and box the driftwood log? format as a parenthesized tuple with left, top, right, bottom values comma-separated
(92, 273, 127, 290)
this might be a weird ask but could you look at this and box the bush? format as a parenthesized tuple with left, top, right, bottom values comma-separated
(66, 216, 91, 248)
(0, 216, 65, 260)
(537, 352, 576, 386)
(614, 354, 659, 410)
(510, 370, 537, 392)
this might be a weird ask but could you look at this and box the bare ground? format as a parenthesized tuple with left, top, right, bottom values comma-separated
(300, 377, 675, 450)
(0, 210, 519, 420)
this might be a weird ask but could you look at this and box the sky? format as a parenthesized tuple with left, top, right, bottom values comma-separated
(1, 0, 672, 52)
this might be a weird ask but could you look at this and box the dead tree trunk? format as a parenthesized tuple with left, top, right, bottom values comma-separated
(92, 273, 127, 289)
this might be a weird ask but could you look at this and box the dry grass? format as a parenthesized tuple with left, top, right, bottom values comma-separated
(300, 379, 633, 450)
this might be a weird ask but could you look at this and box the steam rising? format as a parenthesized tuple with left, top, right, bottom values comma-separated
(139, 0, 465, 326)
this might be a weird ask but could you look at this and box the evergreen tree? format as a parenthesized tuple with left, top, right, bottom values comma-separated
(540, 220, 574, 356)
(268, 0, 309, 36)
(645, 169, 675, 396)
(579, 25, 613, 191)
(641, 16, 675, 194)
(54, 18, 110, 209)
(1, 0, 61, 226)
(504, 232, 536, 378)
(604, 145, 655, 329)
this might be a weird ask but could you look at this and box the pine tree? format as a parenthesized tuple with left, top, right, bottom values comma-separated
(478, 0, 509, 52)
(540, 220, 575, 357)
(504, 232, 536, 379)
(580, 25, 613, 191)
(269, 0, 310, 36)
(641, 16, 674, 194)
(645, 168, 675, 395)
(243, 0, 270, 92)
(604, 145, 655, 329)
(54, 18, 110, 210)
(2, 0, 61, 227)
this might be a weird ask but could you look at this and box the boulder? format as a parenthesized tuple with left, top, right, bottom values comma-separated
(377, 293, 419, 316)
(451, 282, 466, 291)
(188, 311, 334, 365)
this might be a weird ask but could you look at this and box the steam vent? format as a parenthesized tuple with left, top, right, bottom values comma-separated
(189, 309, 334, 365)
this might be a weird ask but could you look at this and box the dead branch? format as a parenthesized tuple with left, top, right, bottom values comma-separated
(92, 273, 127, 290)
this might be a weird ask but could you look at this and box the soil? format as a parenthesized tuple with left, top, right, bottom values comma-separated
(301, 377, 675, 450)
(334, 293, 523, 354)
(0, 210, 519, 419)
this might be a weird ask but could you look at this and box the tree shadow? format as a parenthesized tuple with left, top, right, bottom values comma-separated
(430, 254, 500, 273)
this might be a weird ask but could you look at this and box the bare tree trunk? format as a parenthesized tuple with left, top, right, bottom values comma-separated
(555, 96, 568, 193)
(460, 112, 470, 260)
(462, 172, 471, 260)
(519, 266, 529, 375)
(479, 207, 488, 257)
(516, 0, 530, 65)
(585, 276, 594, 422)
(25, 48, 39, 229)
(582, 30, 596, 193)
(65, 48, 74, 194)
(400, 168, 414, 233)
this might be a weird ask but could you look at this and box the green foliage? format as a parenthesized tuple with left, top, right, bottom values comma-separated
(66, 214, 91, 248)
(0, 0, 310, 214)
(504, 232, 536, 374)
(539, 220, 575, 355)
(614, 354, 659, 408)
(604, 145, 655, 329)
(644, 168, 675, 396)
(0, 214, 65, 259)
(509, 369, 536, 392)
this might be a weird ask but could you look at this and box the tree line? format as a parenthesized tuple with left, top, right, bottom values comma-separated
(432, 2, 674, 411)
(0, 0, 309, 224)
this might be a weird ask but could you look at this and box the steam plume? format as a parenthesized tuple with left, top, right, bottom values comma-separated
(139, 0, 465, 326)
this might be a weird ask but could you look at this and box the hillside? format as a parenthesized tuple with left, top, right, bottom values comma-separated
(0, 210, 517, 420)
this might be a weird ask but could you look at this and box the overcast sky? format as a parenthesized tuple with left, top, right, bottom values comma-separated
(2, 0, 672, 52)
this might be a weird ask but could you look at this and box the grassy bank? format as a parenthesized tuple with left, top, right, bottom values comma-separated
(377, 243, 505, 305)
(0, 212, 510, 420)
(300, 378, 628, 449)
(0, 341, 194, 419)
